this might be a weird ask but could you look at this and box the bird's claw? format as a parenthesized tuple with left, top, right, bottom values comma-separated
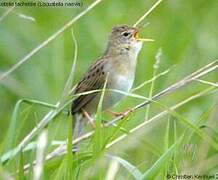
(121, 108, 134, 118)
(107, 108, 133, 118)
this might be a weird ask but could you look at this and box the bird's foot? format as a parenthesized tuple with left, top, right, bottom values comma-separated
(82, 109, 96, 128)
(81, 109, 106, 128)
(88, 119, 96, 128)
(106, 108, 134, 118)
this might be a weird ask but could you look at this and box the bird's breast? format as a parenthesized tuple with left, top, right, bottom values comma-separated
(100, 73, 134, 110)
(109, 74, 134, 92)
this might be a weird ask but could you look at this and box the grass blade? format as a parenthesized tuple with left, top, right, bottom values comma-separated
(33, 129, 48, 180)
(66, 28, 78, 179)
(106, 159, 120, 180)
(60, 28, 78, 103)
(18, 151, 25, 180)
(2, 98, 56, 157)
(45, 86, 217, 163)
(195, 79, 218, 87)
(142, 135, 183, 179)
(145, 48, 162, 121)
(133, 0, 163, 27)
(67, 116, 73, 179)
(0, 0, 103, 82)
(107, 154, 142, 179)
(93, 76, 108, 156)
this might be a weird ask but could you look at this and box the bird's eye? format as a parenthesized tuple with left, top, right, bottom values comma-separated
(122, 32, 130, 37)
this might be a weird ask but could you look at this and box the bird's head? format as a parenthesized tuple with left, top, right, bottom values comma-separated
(105, 25, 153, 56)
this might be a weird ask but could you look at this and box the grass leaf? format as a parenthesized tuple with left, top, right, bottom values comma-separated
(93, 76, 108, 156)
(142, 135, 183, 179)
(18, 151, 25, 180)
(107, 154, 142, 179)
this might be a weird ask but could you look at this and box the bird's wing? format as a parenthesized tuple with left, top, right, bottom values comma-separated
(71, 59, 107, 114)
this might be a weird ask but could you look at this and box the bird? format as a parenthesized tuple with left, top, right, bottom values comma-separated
(71, 24, 153, 141)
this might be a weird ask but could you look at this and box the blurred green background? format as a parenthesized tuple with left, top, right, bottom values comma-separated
(0, 0, 218, 179)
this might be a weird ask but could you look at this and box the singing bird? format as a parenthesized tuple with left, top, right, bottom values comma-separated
(71, 25, 153, 140)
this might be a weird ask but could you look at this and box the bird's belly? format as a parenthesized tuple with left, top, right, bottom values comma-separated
(102, 75, 134, 110)
(83, 75, 134, 114)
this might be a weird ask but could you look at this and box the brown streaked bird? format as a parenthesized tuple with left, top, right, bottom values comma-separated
(71, 25, 153, 141)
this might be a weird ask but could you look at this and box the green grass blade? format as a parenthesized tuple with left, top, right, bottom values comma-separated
(18, 151, 25, 180)
(173, 120, 178, 175)
(162, 116, 170, 178)
(33, 129, 48, 180)
(145, 48, 162, 121)
(142, 135, 183, 179)
(1, 140, 65, 164)
(164, 116, 170, 152)
(195, 79, 218, 87)
(53, 157, 67, 180)
(107, 89, 218, 150)
(107, 154, 142, 179)
(65, 28, 78, 179)
(93, 76, 108, 156)
(3, 98, 56, 155)
(103, 114, 131, 149)
(67, 116, 73, 179)
(60, 28, 78, 103)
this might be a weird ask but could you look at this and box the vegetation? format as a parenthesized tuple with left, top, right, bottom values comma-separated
(0, 0, 218, 179)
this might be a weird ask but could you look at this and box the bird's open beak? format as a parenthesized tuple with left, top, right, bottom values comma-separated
(134, 31, 154, 42)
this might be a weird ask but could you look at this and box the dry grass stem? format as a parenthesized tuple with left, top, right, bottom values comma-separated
(0, 0, 103, 82)
(11, 60, 218, 171)
(195, 79, 218, 87)
(23, 86, 214, 171)
(105, 159, 120, 180)
(106, 87, 216, 149)
(108, 59, 218, 125)
(1, 7, 36, 22)
(16, 13, 35, 22)
(0, 6, 16, 23)
(33, 130, 48, 180)
(145, 48, 162, 121)
(8, 4, 167, 161)
(43, 60, 218, 162)
(132, 67, 172, 92)
(133, 0, 163, 27)
(44, 85, 217, 163)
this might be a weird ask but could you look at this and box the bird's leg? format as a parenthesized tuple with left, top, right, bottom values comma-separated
(81, 109, 96, 128)
(106, 108, 134, 118)
(106, 110, 123, 117)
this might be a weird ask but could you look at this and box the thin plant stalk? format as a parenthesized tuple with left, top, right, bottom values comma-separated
(60, 29, 78, 104)
(4, 60, 217, 166)
(35, 60, 218, 161)
(1, 0, 168, 164)
(133, 0, 163, 27)
(0, 0, 103, 82)
(107, 60, 218, 126)
(33, 129, 48, 180)
(65, 30, 78, 178)
(195, 79, 218, 87)
(0, 6, 16, 23)
(21, 85, 217, 172)
(132, 67, 171, 92)
(44, 85, 217, 163)
(145, 48, 162, 121)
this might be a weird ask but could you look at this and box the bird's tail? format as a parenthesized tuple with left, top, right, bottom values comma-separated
(72, 113, 84, 151)
(72, 113, 84, 152)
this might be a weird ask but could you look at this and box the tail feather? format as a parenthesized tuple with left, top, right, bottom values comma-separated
(73, 113, 84, 140)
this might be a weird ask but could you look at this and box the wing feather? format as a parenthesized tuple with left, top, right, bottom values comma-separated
(71, 59, 106, 114)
